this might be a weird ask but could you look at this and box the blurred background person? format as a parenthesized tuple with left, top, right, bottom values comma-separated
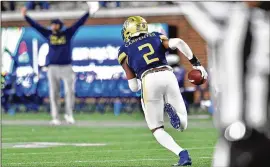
(1, 1, 16, 11)
(1, 71, 16, 114)
(20, 5, 90, 125)
(178, 1, 231, 119)
(25, 1, 50, 10)
(179, 1, 270, 166)
(214, 2, 270, 167)
(99, 1, 120, 8)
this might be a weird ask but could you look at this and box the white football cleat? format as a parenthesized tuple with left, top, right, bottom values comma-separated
(50, 119, 61, 126)
(64, 114, 75, 124)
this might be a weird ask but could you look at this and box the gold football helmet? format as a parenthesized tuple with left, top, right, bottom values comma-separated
(121, 16, 148, 42)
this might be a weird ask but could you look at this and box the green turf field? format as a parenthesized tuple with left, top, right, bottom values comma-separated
(2, 113, 217, 167)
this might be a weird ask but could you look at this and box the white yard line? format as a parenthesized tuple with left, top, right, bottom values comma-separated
(2, 138, 14, 140)
(2, 120, 214, 129)
(2, 138, 215, 150)
(2, 134, 215, 141)
(2, 133, 153, 140)
(2, 129, 214, 136)
(3, 147, 214, 156)
(4, 156, 213, 166)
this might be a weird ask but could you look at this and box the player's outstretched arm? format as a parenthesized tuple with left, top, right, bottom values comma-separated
(163, 38, 208, 79)
(21, 7, 51, 37)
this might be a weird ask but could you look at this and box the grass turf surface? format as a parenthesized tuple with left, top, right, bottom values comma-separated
(2, 113, 217, 167)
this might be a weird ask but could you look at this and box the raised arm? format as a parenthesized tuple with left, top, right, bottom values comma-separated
(21, 7, 51, 37)
(162, 37, 208, 79)
(65, 12, 89, 35)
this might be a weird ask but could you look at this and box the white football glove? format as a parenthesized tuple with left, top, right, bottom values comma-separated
(193, 65, 208, 79)
(86, 2, 100, 16)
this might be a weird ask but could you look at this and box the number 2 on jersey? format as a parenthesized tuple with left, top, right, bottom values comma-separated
(138, 43, 159, 64)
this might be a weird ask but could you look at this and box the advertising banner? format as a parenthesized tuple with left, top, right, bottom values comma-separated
(1, 24, 168, 97)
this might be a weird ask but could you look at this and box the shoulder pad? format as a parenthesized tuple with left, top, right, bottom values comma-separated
(153, 31, 168, 40)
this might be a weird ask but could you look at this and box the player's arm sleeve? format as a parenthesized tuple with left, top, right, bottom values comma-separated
(118, 49, 128, 65)
(24, 15, 51, 36)
(168, 38, 201, 66)
(66, 12, 89, 35)
(118, 48, 140, 92)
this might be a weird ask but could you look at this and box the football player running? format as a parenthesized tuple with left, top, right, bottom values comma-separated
(118, 16, 207, 166)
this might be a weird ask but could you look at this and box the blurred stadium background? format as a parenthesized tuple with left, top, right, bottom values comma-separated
(1, 1, 215, 167)
(1, 1, 212, 115)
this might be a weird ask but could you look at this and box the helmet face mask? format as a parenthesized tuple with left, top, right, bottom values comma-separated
(121, 16, 148, 43)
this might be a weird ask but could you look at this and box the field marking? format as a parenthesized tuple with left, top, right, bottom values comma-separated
(108, 138, 216, 145)
(2, 132, 216, 142)
(3, 147, 214, 156)
(2, 129, 215, 137)
(2, 142, 107, 149)
(4, 156, 213, 166)
(1, 133, 153, 140)
(2, 138, 216, 150)
(2, 122, 214, 131)
(2, 138, 216, 144)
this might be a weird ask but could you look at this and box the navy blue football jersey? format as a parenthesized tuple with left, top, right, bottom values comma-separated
(118, 32, 169, 79)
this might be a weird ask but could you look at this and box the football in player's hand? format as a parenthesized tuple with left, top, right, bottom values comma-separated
(188, 70, 206, 85)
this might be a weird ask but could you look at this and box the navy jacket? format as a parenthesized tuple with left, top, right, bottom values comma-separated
(25, 12, 89, 66)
